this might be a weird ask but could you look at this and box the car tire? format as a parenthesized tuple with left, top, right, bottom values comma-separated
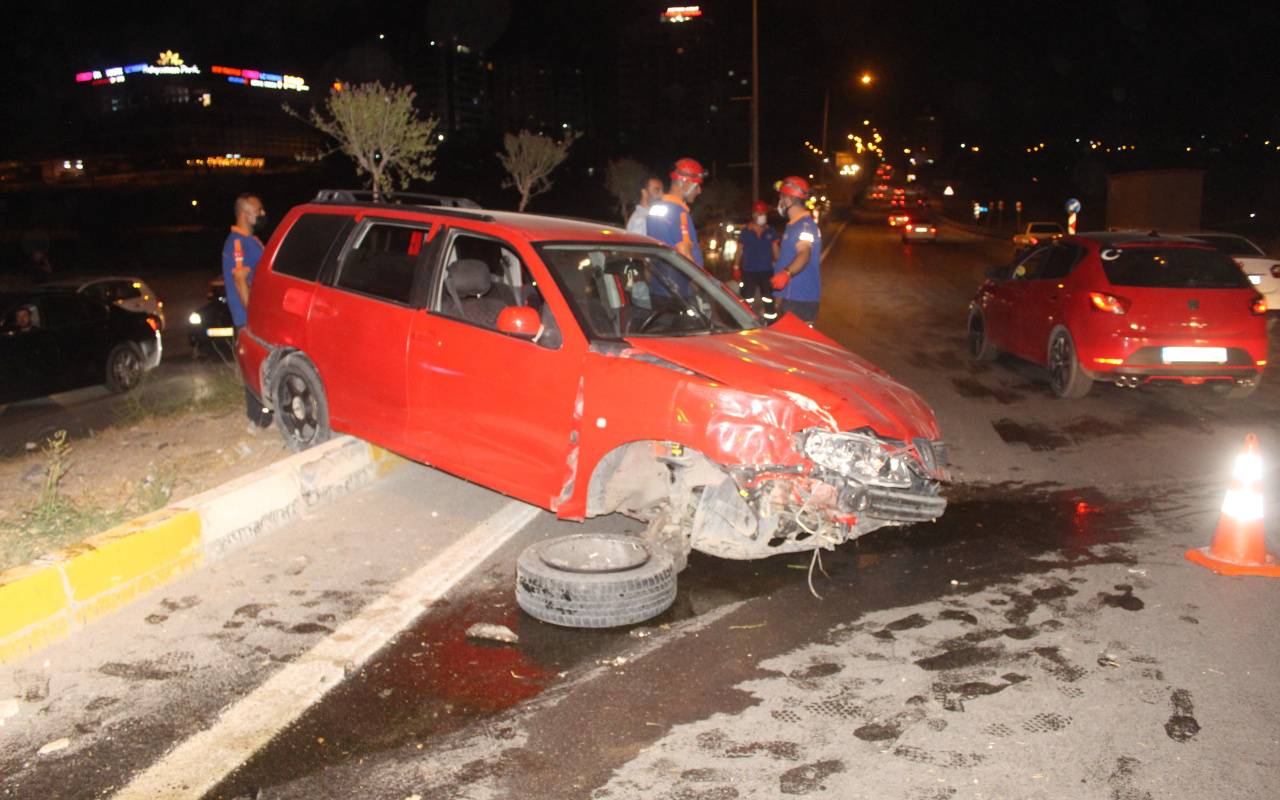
(105, 343, 143, 393)
(273, 354, 331, 452)
(516, 534, 677, 628)
(1211, 374, 1260, 399)
(1047, 328, 1093, 398)
(967, 309, 998, 362)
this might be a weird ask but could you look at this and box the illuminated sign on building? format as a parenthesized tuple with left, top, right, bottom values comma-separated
(185, 155, 266, 168)
(75, 51, 308, 92)
(211, 65, 309, 91)
(663, 6, 702, 21)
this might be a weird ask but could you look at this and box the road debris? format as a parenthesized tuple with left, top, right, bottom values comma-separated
(466, 623, 518, 643)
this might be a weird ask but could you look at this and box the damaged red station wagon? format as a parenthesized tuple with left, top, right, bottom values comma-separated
(237, 191, 949, 568)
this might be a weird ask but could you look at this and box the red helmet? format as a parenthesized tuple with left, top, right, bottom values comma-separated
(670, 158, 706, 185)
(775, 175, 811, 199)
(751, 200, 770, 214)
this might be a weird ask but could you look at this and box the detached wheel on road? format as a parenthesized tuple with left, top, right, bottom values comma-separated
(1047, 327, 1093, 398)
(273, 354, 331, 452)
(516, 534, 677, 628)
(966, 309, 997, 362)
(105, 343, 143, 393)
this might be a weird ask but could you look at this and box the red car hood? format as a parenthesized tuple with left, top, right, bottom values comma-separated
(626, 321, 942, 442)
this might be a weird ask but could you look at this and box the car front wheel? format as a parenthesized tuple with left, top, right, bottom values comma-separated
(105, 343, 143, 393)
(273, 354, 331, 452)
(1047, 328, 1093, 398)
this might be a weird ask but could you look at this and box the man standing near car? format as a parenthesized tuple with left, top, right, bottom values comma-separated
(646, 158, 706, 308)
(770, 176, 822, 325)
(626, 174, 665, 235)
(733, 200, 779, 319)
(222, 193, 273, 429)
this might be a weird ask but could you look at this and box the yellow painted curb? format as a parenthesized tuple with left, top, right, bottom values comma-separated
(0, 435, 404, 667)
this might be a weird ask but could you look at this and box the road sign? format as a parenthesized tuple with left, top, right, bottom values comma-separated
(1066, 198, 1081, 214)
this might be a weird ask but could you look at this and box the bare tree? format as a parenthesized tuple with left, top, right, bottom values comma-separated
(286, 82, 439, 196)
(498, 129, 582, 212)
(604, 157, 649, 224)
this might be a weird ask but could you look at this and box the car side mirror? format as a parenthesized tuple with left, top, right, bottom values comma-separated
(497, 306, 542, 340)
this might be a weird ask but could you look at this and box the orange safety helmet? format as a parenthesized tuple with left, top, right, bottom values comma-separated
(670, 158, 706, 185)
(775, 175, 811, 199)
(751, 200, 770, 214)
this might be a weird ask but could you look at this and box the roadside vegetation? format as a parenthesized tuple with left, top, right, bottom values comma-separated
(0, 361, 259, 572)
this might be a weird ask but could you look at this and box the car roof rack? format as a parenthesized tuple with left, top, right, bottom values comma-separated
(310, 189, 497, 223)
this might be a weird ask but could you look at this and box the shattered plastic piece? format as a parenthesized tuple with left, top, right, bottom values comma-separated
(466, 623, 519, 643)
(0, 698, 18, 725)
(37, 738, 70, 755)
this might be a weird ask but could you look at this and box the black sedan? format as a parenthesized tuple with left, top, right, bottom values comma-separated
(0, 290, 162, 404)
(187, 278, 235, 358)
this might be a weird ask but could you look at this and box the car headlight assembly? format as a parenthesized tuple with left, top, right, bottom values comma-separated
(800, 429, 914, 488)
(189, 312, 202, 325)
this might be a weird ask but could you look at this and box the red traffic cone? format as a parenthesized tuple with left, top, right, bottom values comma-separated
(1186, 433, 1280, 577)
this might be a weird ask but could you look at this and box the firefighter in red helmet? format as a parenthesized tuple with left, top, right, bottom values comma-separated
(733, 200, 780, 318)
(770, 176, 822, 324)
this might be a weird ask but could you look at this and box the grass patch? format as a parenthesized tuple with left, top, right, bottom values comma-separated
(0, 431, 181, 571)
(113, 357, 245, 428)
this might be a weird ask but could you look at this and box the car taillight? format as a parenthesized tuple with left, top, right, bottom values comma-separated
(146, 316, 159, 331)
(1089, 292, 1129, 314)
(1252, 295, 1269, 316)
(1271, 264, 1280, 278)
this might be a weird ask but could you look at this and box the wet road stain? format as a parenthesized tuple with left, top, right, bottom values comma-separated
(992, 419, 1072, 450)
(1165, 688, 1201, 743)
(949, 377, 1024, 404)
(1100, 584, 1145, 611)
(205, 482, 1153, 800)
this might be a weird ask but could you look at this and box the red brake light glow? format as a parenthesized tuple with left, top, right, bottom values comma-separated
(146, 317, 159, 331)
(1252, 295, 1269, 316)
(1089, 292, 1129, 314)
(1271, 264, 1280, 278)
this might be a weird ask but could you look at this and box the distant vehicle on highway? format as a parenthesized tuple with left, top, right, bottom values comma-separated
(888, 212, 910, 227)
(1179, 232, 1280, 313)
(187, 278, 235, 357)
(968, 231, 1268, 398)
(0, 290, 162, 404)
(40, 276, 165, 330)
(901, 216, 938, 243)
(1012, 222, 1065, 253)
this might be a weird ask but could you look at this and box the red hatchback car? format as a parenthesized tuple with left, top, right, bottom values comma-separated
(237, 191, 950, 568)
(968, 231, 1268, 398)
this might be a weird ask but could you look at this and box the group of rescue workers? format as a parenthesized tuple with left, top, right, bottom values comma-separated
(625, 158, 822, 324)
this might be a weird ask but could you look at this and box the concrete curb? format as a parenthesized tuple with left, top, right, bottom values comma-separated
(0, 435, 404, 666)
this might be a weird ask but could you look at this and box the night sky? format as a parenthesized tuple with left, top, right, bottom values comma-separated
(3, 0, 1278, 181)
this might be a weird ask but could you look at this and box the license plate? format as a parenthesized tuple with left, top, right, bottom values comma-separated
(206, 327, 234, 338)
(1162, 347, 1226, 363)
(1249, 275, 1262, 285)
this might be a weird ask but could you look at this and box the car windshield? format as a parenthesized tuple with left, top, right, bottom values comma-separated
(1099, 245, 1254, 289)
(1030, 223, 1063, 234)
(1189, 234, 1265, 257)
(536, 243, 760, 339)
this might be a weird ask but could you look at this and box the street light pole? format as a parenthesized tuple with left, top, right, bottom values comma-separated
(751, 0, 759, 202)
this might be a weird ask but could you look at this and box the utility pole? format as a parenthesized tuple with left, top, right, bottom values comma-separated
(751, 0, 759, 201)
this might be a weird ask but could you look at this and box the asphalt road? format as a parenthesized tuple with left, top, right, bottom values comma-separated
(2, 219, 1277, 800)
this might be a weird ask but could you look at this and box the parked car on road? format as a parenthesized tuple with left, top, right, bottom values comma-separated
(187, 278, 235, 357)
(237, 190, 951, 570)
(1012, 222, 1065, 253)
(968, 231, 1268, 398)
(1180, 232, 1280, 313)
(1, 290, 162, 404)
(40, 276, 165, 329)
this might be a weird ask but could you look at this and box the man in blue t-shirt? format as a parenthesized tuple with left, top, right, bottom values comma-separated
(646, 157, 706, 306)
(770, 175, 822, 324)
(221, 193, 272, 428)
(733, 200, 779, 318)
(221, 193, 268, 327)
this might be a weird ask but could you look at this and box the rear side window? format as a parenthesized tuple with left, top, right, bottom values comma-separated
(1039, 244, 1085, 280)
(334, 220, 434, 304)
(1100, 246, 1253, 289)
(272, 213, 354, 281)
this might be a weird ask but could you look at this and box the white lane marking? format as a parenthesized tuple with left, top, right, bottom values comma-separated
(112, 500, 542, 800)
